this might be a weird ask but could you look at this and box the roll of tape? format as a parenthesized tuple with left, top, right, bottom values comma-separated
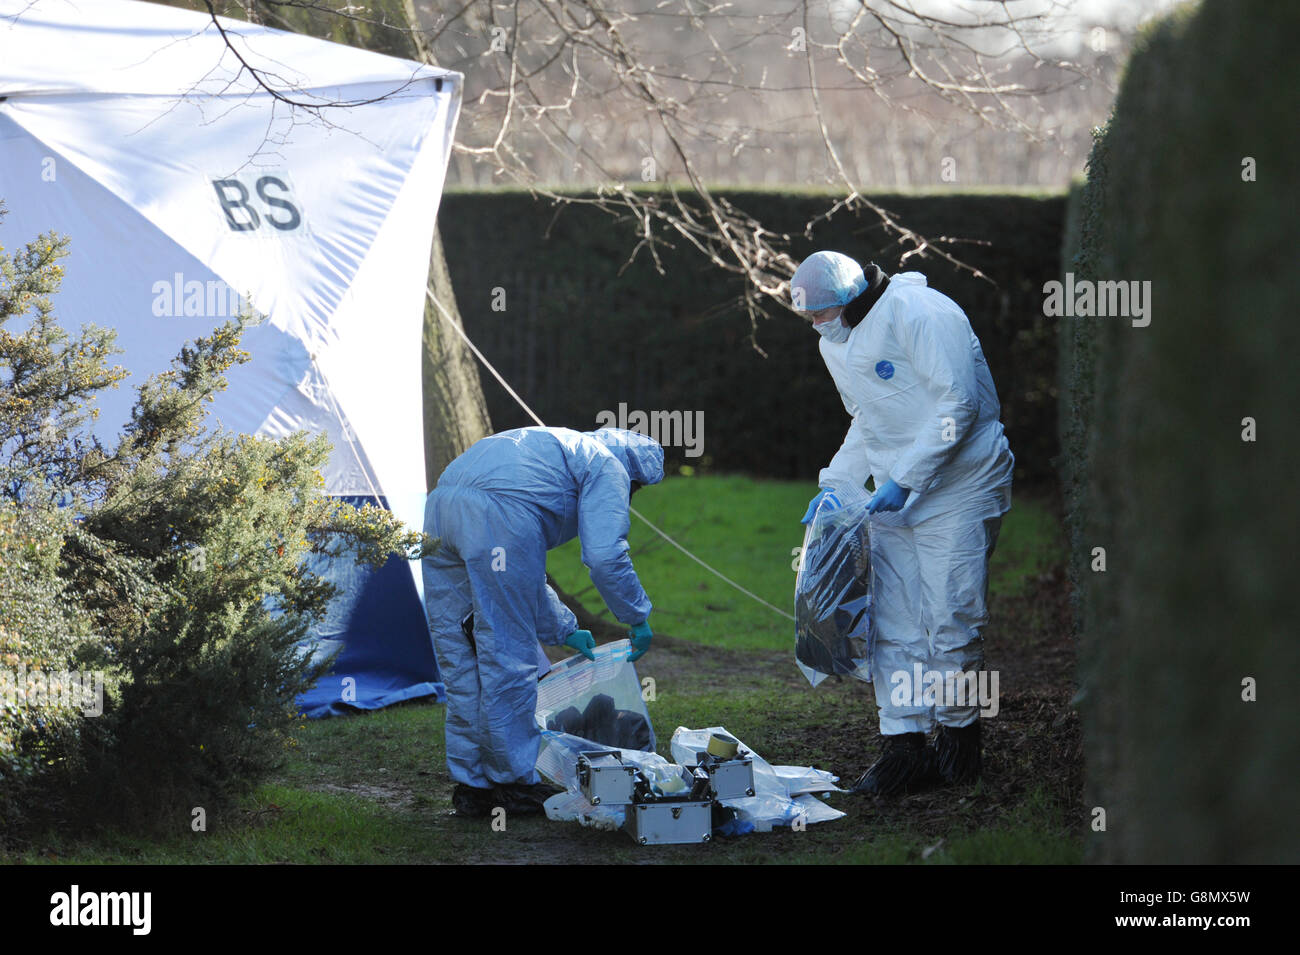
(706, 732, 740, 758)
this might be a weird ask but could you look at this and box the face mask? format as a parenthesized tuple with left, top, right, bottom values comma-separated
(814, 317, 850, 344)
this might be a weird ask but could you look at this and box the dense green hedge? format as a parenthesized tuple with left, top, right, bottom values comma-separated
(1061, 0, 1299, 863)
(439, 189, 1063, 488)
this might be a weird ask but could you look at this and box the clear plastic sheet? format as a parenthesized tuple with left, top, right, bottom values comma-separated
(535, 648, 847, 836)
(535, 639, 661, 792)
(670, 726, 845, 832)
(543, 789, 625, 831)
(535, 727, 683, 795)
(794, 492, 874, 686)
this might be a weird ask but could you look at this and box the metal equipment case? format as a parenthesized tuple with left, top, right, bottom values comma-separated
(624, 799, 713, 845)
(577, 751, 638, 806)
(697, 756, 755, 800)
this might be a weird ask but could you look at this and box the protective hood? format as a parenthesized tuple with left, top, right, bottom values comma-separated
(791, 251, 868, 311)
(587, 429, 666, 486)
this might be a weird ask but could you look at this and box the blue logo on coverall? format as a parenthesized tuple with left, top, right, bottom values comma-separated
(875, 360, 895, 380)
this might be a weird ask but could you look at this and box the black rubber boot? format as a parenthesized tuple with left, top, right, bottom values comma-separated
(451, 783, 497, 818)
(850, 732, 937, 796)
(492, 780, 561, 815)
(934, 722, 982, 785)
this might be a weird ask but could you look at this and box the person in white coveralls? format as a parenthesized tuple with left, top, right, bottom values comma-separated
(792, 251, 1014, 796)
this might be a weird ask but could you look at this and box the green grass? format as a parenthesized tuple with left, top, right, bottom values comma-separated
(989, 490, 1066, 599)
(5, 474, 1078, 865)
(547, 474, 1064, 647)
(12, 682, 1079, 865)
(547, 473, 808, 650)
(29, 787, 428, 865)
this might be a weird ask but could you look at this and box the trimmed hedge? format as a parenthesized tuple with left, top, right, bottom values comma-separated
(1061, 0, 1299, 863)
(438, 189, 1064, 488)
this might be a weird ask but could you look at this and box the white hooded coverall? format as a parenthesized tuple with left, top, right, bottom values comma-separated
(817, 272, 1013, 735)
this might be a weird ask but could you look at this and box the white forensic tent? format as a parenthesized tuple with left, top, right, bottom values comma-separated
(0, 0, 462, 715)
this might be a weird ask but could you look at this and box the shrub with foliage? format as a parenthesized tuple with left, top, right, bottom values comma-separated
(0, 502, 93, 830)
(1, 207, 427, 836)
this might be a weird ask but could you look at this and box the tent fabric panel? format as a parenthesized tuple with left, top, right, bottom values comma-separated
(295, 495, 441, 718)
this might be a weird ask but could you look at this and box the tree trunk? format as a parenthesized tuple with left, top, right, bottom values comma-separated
(422, 226, 492, 488)
(401, 0, 493, 486)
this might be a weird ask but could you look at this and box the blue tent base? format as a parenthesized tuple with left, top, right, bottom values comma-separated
(299, 677, 445, 718)
(295, 495, 444, 718)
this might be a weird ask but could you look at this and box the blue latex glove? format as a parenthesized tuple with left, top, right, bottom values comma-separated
(628, 619, 653, 662)
(564, 629, 596, 661)
(867, 479, 911, 514)
(800, 487, 842, 524)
